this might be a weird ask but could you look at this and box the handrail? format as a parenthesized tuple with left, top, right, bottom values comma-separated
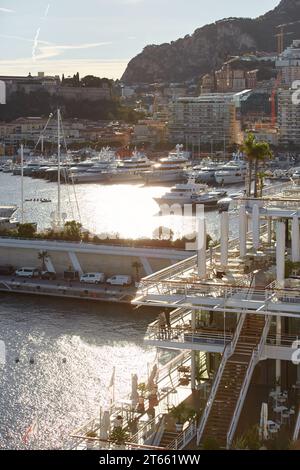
(167, 419, 198, 450)
(196, 336, 234, 445)
(129, 413, 165, 445)
(226, 349, 257, 449)
(226, 315, 272, 448)
(146, 326, 232, 345)
(147, 324, 299, 349)
(293, 408, 300, 442)
(140, 224, 269, 287)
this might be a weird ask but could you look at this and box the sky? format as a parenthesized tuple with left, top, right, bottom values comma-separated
(0, 0, 280, 79)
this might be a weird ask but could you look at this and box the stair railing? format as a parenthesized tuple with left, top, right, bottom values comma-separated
(226, 315, 272, 448)
(168, 419, 198, 450)
(196, 280, 255, 445)
(293, 408, 300, 442)
(196, 340, 232, 445)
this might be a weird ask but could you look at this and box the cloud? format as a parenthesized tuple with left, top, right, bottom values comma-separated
(0, 7, 14, 13)
(0, 34, 49, 44)
(0, 33, 112, 62)
(33, 42, 113, 61)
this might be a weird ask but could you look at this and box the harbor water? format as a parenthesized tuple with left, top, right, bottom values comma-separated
(0, 294, 157, 449)
(0, 173, 244, 449)
(0, 172, 242, 240)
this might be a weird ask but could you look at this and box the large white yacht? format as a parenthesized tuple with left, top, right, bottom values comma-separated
(69, 147, 117, 182)
(104, 152, 154, 184)
(154, 178, 227, 208)
(72, 151, 153, 184)
(215, 152, 247, 185)
(143, 145, 191, 184)
(192, 161, 226, 184)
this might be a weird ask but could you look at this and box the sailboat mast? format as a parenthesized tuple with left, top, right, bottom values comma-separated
(20, 144, 24, 224)
(57, 108, 61, 227)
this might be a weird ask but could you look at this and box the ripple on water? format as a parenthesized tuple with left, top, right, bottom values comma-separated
(0, 295, 156, 449)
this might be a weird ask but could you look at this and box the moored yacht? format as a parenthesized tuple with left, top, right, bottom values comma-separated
(143, 145, 191, 184)
(154, 178, 227, 208)
(192, 161, 226, 184)
(215, 152, 247, 185)
(104, 151, 154, 184)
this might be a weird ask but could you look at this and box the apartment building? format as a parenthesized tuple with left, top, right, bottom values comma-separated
(168, 91, 250, 146)
(276, 40, 300, 147)
(276, 40, 300, 86)
(278, 88, 300, 147)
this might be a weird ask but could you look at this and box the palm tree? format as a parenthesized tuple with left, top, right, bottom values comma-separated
(132, 261, 143, 281)
(240, 133, 273, 198)
(38, 250, 48, 271)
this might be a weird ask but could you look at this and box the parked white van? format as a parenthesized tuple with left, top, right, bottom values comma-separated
(15, 267, 40, 278)
(80, 272, 105, 284)
(106, 275, 132, 286)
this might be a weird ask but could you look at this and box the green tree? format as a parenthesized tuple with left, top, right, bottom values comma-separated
(240, 133, 273, 198)
(63, 221, 82, 241)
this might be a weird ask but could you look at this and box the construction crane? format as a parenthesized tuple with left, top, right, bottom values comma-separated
(271, 75, 282, 128)
(275, 20, 300, 54)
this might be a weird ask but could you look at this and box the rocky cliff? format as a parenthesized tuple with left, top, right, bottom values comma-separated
(121, 0, 300, 84)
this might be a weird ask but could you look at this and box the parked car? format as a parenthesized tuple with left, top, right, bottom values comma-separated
(80, 272, 105, 284)
(106, 275, 132, 286)
(0, 265, 14, 275)
(15, 267, 40, 278)
(40, 271, 57, 280)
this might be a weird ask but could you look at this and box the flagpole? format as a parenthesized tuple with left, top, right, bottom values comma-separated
(112, 366, 115, 405)
(20, 144, 24, 224)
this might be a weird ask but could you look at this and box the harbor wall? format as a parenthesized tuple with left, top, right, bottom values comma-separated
(0, 237, 191, 278)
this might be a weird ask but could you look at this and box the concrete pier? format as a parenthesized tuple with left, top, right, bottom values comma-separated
(0, 275, 136, 304)
(0, 237, 190, 278)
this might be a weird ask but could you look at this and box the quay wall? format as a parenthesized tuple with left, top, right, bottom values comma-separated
(0, 237, 191, 278)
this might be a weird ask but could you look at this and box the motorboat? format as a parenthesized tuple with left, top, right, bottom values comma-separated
(154, 178, 227, 208)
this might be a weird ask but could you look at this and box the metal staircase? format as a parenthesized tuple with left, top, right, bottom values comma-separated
(197, 313, 271, 448)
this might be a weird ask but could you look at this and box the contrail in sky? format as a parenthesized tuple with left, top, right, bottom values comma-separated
(32, 4, 50, 61)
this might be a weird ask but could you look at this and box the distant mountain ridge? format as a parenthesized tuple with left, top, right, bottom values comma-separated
(121, 0, 300, 84)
